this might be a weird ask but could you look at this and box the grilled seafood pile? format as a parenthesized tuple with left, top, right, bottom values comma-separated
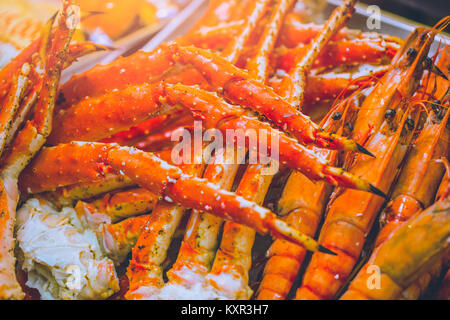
(0, 0, 448, 300)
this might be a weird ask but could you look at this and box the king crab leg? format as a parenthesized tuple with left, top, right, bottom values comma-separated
(277, 0, 356, 106)
(245, 0, 294, 82)
(75, 187, 159, 224)
(20, 141, 338, 254)
(205, 163, 275, 299)
(166, 44, 373, 154)
(125, 145, 207, 299)
(221, 0, 270, 64)
(42, 81, 385, 195)
(0, 1, 76, 299)
(202, 0, 305, 298)
(0, 64, 30, 157)
(164, 0, 277, 292)
(165, 149, 244, 289)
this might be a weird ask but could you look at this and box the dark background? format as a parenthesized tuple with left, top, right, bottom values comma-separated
(360, 0, 449, 27)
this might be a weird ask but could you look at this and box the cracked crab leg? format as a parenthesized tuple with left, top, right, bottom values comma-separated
(245, 0, 294, 81)
(166, 149, 243, 288)
(165, 0, 283, 291)
(277, 0, 356, 106)
(125, 202, 192, 299)
(75, 187, 159, 224)
(206, 163, 275, 299)
(124, 139, 208, 299)
(167, 44, 371, 155)
(0, 12, 55, 103)
(42, 82, 383, 195)
(222, 0, 270, 63)
(0, 1, 75, 299)
(0, 64, 30, 157)
(202, 1, 294, 299)
(99, 214, 151, 265)
(41, 174, 136, 207)
(19, 142, 333, 255)
(0, 35, 106, 106)
(274, 38, 398, 72)
(1, 42, 106, 154)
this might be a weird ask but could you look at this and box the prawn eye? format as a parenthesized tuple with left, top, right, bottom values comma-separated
(344, 122, 353, 131)
(422, 56, 433, 70)
(406, 48, 417, 62)
(431, 100, 441, 114)
(384, 109, 396, 119)
(420, 32, 428, 41)
(332, 111, 342, 120)
(406, 118, 415, 130)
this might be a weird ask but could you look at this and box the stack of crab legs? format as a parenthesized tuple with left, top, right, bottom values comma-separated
(0, 0, 448, 300)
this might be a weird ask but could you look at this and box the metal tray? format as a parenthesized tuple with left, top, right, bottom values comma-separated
(63, 0, 449, 84)
(139, 0, 449, 54)
(61, 0, 207, 83)
(328, 0, 449, 51)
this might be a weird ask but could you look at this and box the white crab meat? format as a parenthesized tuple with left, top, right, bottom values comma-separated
(16, 198, 119, 300)
(127, 266, 243, 300)
(128, 281, 227, 300)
